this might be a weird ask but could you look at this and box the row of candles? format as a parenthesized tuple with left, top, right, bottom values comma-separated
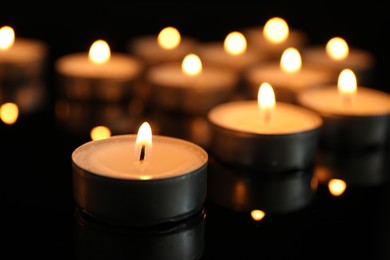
(1, 17, 389, 227)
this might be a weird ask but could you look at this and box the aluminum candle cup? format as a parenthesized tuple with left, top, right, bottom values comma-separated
(146, 61, 239, 115)
(208, 157, 316, 214)
(297, 86, 390, 150)
(55, 52, 144, 102)
(207, 100, 323, 173)
(72, 134, 208, 227)
(74, 207, 206, 260)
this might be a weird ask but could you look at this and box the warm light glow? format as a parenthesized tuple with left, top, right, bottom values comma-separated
(263, 17, 289, 44)
(326, 37, 349, 60)
(182, 53, 202, 76)
(0, 25, 15, 50)
(257, 82, 276, 123)
(0, 102, 19, 125)
(328, 179, 347, 196)
(224, 31, 247, 55)
(135, 121, 153, 163)
(338, 68, 357, 104)
(280, 47, 301, 73)
(88, 39, 111, 64)
(90, 126, 111, 141)
(251, 210, 266, 221)
(157, 26, 181, 50)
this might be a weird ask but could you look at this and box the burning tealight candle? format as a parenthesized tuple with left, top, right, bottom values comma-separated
(72, 121, 208, 226)
(146, 53, 239, 115)
(297, 68, 390, 150)
(207, 82, 323, 172)
(242, 17, 308, 61)
(302, 36, 376, 86)
(0, 25, 48, 104)
(55, 39, 144, 102)
(128, 26, 198, 66)
(196, 31, 265, 75)
(244, 47, 334, 103)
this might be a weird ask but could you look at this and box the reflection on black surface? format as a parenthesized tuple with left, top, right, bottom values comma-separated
(74, 207, 206, 260)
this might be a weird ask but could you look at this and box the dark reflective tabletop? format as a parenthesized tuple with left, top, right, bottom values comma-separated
(1, 5, 389, 259)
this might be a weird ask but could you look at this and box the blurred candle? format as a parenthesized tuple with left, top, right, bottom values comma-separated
(302, 36, 375, 86)
(128, 26, 198, 66)
(244, 47, 334, 103)
(242, 17, 308, 60)
(297, 68, 390, 149)
(146, 53, 239, 115)
(196, 31, 265, 75)
(55, 39, 144, 102)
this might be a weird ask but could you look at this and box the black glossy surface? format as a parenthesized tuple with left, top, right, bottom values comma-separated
(1, 5, 389, 259)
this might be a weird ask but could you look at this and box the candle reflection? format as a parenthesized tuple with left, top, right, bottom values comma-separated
(74, 207, 206, 260)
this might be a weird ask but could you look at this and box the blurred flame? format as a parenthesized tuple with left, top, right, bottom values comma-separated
(224, 31, 247, 55)
(135, 121, 152, 162)
(263, 17, 289, 44)
(328, 179, 347, 196)
(258, 82, 276, 123)
(0, 102, 19, 124)
(280, 47, 301, 73)
(89, 39, 111, 64)
(326, 37, 349, 60)
(157, 26, 181, 50)
(0, 25, 15, 50)
(182, 53, 202, 76)
(338, 68, 357, 104)
(90, 126, 111, 140)
(251, 210, 266, 221)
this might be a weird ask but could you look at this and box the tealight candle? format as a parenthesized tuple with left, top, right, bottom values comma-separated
(244, 47, 335, 103)
(207, 82, 323, 172)
(302, 36, 376, 86)
(72, 122, 208, 227)
(196, 31, 266, 75)
(0, 26, 48, 115)
(128, 26, 199, 66)
(297, 68, 390, 150)
(146, 53, 239, 115)
(55, 39, 144, 102)
(242, 17, 308, 61)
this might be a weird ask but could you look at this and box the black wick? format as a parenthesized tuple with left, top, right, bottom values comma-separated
(139, 144, 146, 163)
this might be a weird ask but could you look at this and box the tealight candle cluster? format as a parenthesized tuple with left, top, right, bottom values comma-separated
(8, 14, 388, 226)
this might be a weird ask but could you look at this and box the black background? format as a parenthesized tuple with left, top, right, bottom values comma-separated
(0, 4, 389, 259)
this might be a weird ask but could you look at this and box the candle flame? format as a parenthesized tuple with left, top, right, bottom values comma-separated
(328, 179, 347, 197)
(326, 37, 349, 60)
(338, 68, 357, 105)
(258, 82, 276, 123)
(135, 122, 152, 163)
(263, 17, 289, 44)
(182, 53, 202, 76)
(251, 210, 266, 221)
(157, 26, 181, 50)
(0, 102, 19, 125)
(224, 31, 247, 55)
(89, 39, 111, 64)
(90, 125, 111, 141)
(280, 47, 301, 73)
(0, 25, 15, 50)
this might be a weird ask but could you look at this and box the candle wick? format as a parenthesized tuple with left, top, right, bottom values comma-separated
(139, 144, 146, 163)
